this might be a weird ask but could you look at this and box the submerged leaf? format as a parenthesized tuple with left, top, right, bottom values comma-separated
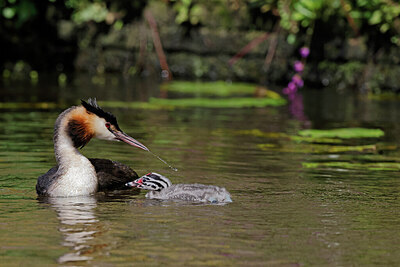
(302, 161, 400, 171)
(235, 129, 288, 139)
(236, 129, 342, 143)
(258, 143, 378, 154)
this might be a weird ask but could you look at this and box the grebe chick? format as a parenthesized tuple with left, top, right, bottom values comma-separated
(126, 173, 232, 203)
(36, 98, 148, 197)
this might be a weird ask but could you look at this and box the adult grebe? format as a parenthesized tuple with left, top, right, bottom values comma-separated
(36, 98, 148, 197)
(126, 173, 232, 203)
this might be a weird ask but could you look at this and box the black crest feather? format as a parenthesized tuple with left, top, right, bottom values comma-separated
(81, 98, 121, 131)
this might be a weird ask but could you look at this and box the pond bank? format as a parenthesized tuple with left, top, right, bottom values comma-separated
(57, 3, 400, 93)
(2, 3, 400, 93)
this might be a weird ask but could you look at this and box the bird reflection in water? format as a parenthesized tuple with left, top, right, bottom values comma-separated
(41, 196, 102, 264)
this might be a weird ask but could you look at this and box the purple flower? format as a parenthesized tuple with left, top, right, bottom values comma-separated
(283, 87, 290, 94)
(300, 47, 310, 58)
(292, 74, 304, 88)
(294, 61, 304, 73)
(288, 81, 297, 91)
(283, 80, 299, 95)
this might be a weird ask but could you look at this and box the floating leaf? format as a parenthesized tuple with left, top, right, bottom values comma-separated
(298, 128, 384, 139)
(148, 97, 286, 108)
(161, 81, 282, 98)
(98, 97, 286, 110)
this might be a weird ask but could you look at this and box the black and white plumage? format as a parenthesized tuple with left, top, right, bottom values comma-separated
(126, 173, 232, 203)
(36, 98, 148, 197)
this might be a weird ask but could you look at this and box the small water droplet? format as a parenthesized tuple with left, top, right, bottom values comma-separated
(148, 150, 178, 172)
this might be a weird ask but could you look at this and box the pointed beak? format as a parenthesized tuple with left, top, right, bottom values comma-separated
(125, 178, 143, 188)
(112, 131, 149, 151)
(125, 181, 138, 187)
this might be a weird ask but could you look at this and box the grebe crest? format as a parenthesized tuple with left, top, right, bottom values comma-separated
(36, 98, 148, 197)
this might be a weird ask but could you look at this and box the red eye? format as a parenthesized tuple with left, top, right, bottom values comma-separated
(105, 122, 111, 128)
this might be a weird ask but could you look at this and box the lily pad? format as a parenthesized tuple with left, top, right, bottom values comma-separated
(148, 97, 286, 108)
(161, 81, 273, 97)
(298, 128, 384, 139)
(99, 97, 286, 110)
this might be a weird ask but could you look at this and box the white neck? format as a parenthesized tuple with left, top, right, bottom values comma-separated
(49, 111, 98, 197)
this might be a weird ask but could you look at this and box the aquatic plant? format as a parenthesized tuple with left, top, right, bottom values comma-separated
(283, 47, 308, 96)
(96, 96, 286, 110)
(236, 129, 342, 144)
(161, 81, 282, 98)
(237, 127, 388, 154)
(280, 46, 309, 123)
(298, 128, 385, 139)
(148, 97, 286, 109)
(302, 161, 400, 172)
(257, 143, 379, 154)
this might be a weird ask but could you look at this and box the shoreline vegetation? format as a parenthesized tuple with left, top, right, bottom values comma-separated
(1, 1, 400, 93)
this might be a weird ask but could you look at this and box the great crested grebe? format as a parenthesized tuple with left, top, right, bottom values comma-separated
(36, 98, 149, 197)
(126, 173, 232, 203)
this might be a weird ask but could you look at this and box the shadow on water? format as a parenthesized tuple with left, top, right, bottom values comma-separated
(0, 73, 161, 104)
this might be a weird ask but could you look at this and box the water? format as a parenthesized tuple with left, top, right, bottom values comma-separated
(148, 151, 178, 172)
(1, 78, 400, 266)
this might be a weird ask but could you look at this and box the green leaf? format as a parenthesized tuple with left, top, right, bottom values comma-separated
(113, 20, 123, 30)
(16, 0, 37, 25)
(2, 7, 16, 19)
(71, 2, 108, 24)
(380, 23, 389, 33)
(258, 143, 379, 154)
(369, 10, 382, 25)
(175, 5, 189, 24)
(287, 34, 296, 44)
(98, 97, 287, 110)
(298, 128, 385, 139)
(294, 2, 316, 19)
(292, 11, 305, 22)
(148, 97, 287, 108)
(349, 10, 362, 19)
(302, 161, 400, 171)
(160, 81, 282, 97)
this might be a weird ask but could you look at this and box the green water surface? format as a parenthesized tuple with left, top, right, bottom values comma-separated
(0, 78, 399, 266)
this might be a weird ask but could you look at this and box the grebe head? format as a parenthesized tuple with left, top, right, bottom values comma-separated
(126, 172, 172, 191)
(66, 98, 148, 150)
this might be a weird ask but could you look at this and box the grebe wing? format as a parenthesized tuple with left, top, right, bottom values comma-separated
(89, 158, 139, 191)
(36, 166, 59, 196)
